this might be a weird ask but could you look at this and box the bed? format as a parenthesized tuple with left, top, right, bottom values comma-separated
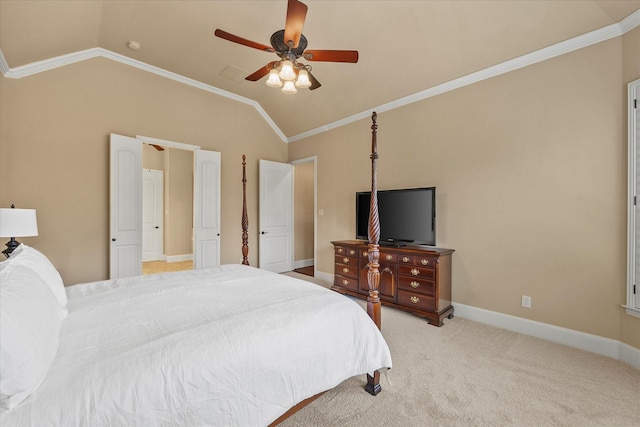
(0, 113, 389, 426)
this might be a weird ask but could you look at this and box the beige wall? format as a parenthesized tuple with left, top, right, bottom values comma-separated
(289, 36, 640, 348)
(1, 29, 637, 349)
(294, 161, 314, 262)
(0, 57, 286, 284)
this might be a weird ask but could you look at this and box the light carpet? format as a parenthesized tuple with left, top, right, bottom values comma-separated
(281, 272, 639, 427)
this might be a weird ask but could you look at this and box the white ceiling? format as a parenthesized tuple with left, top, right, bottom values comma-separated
(1, 1, 639, 140)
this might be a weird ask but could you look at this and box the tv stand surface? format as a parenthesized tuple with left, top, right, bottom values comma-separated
(331, 240, 455, 327)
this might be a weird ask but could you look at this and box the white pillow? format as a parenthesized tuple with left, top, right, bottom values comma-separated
(8, 244, 67, 313)
(0, 263, 63, 410)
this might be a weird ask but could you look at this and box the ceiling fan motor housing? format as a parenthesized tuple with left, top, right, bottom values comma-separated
(270, 30, 307, 55)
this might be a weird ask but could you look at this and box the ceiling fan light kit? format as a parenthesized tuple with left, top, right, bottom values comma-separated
(214, 0, 358, 94)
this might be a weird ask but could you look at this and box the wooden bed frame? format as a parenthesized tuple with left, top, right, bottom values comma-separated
(241, 112, 383, 425)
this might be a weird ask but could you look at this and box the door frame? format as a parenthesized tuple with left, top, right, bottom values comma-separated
(110, 134, 222, 278)
(290, 156, 317, 276)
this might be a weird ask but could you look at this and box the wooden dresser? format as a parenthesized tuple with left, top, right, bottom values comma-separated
(331, 240, 455, 327)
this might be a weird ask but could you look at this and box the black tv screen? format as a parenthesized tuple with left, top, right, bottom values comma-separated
(356, 187, 436, 246)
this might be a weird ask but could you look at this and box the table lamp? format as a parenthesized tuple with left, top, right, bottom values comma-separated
(0, 205, 38, 258)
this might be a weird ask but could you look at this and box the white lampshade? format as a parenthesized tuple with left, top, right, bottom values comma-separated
(265, 68, 282, 87)
(278, 60, 296, 81)
(0, 208, 38, 238)
(281, 80, 298, 94)
(295, 69, 312, 88)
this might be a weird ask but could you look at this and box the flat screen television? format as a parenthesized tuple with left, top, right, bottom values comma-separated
(356, 187, 436, 247)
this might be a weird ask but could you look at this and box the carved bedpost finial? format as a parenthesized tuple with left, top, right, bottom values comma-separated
(241, 155, 249, 266)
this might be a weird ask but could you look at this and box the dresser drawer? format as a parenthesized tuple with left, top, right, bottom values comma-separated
(398, 254, 437, 267)
(398, 290, 436, 311)
(335, 275, 359, 292)
(398, 276, 435, 296)
(398, 265, 435, 280)
(335, 254, 358, 267)
(380, 252, 397, 263)
(345, 247, 358, 257)
(336, 263, 358, 279)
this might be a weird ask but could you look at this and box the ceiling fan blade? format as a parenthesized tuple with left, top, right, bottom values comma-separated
(303, 50, 359, 63)
(214, 29, 274, 52)
(307, 71, 321, 90)
(283, 0, 308, 48)
(245, 62, 279, 82)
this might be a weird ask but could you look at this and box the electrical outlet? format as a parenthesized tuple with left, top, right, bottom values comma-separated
(521, 295, 532, 308)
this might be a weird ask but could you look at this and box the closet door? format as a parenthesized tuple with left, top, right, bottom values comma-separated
(194, 149, 221, 269)
(259, 159, 293, 273)
(110, 134, 142, 279)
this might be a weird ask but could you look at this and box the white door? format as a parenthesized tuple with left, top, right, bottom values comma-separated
(142, 169, 163, 262)
(194, 149, 221, 269)
(110, 134, 142, 279)
(259, 160, 293, 273)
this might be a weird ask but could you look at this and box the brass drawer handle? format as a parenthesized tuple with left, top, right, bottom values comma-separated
(349, 249, 356, 255)
(410, 296, 420, 304)
(386, 254, 393, 261)
(421, 259, 429, 265)
(410, 281, 420, 289)
(343, 257, 350, 263)
(343, 279, 349, 286)
(337, 248, 344, 254)
(343, 267, 350, 274)
(411, 268, 419, 276)
(363, 251, 368, 257)
(402, 256, 410, 263)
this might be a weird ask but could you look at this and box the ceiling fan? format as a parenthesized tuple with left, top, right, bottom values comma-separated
(214, 0, 358, 93)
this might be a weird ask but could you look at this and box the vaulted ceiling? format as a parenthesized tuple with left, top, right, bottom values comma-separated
(1, 1, 639, 141)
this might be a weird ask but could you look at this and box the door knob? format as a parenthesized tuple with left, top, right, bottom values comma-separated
(155, 226, 159, 229)
(261, 231, 268, 234)
(112, 238, 116, 242)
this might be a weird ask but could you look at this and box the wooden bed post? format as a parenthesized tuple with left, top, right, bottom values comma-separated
(365, 112, 382, 396)
(241, 155, 250, 266)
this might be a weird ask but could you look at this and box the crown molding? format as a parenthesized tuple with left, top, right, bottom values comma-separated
(289, 10, 640, 142)
(1, 9, 638, 144)
(0, 47, 288, 143)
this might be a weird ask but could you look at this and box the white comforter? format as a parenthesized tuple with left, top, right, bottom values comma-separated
(2, 264, 392, 426)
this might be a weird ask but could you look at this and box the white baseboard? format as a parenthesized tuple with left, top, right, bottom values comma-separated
(316, 270, 333, 284)
(164, 254, 193, 263)
(317, 270, 640, 370)
(453, 302, 640, 370)
(294, 258, 314, 269)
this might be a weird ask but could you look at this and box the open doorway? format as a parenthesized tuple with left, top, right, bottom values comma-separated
(141, 143, 194, 274)
(291, 157, 316, 277)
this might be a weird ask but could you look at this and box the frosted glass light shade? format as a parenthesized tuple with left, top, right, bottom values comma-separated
(278, 60, 296, 81)
(0, 208, 38, 237)
(281, 80, 297, 94)
(266, 68, 282, 87)
(295, 69, 312, 88)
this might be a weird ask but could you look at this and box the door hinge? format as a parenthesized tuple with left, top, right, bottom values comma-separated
(635, 98, 637, 109)
(634, 284, 636, 294)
